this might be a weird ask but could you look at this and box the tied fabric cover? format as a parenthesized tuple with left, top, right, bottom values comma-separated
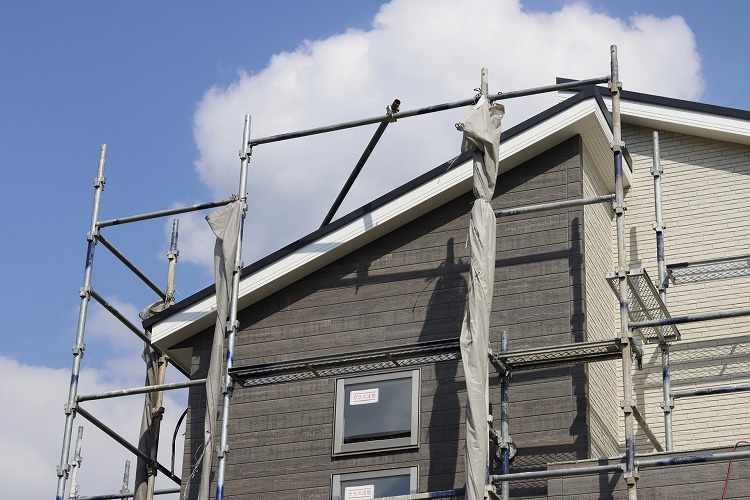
(197, 200, 242, 500)
(457, 98, 504, 500)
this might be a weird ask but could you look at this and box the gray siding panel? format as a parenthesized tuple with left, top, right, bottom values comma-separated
(180, 136, 588, 499)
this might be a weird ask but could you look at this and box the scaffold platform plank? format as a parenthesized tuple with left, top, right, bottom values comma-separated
(230, 338, 462, 387)
(606, 268, 680, 344)
(230, 337, 624, 387)
(492, 339, 622, 372)
(668, 254, 750, 284)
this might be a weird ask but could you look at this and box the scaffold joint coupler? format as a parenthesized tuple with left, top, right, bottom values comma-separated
(612, 201, 627, 214)
(56, 464, 69, 477)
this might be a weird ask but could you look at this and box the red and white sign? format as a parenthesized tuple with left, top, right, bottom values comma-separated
(345, 485, 375, 499)
(349, 387, 379, 405)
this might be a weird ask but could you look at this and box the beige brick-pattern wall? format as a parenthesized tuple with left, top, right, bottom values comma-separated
(621, 124, 750, 452)
(582, 147, 620, 458)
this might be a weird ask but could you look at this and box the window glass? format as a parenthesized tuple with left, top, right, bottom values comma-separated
(332, 467, 417, 500)
(333, 370, 419, 455)
(343, 377, 412, 443)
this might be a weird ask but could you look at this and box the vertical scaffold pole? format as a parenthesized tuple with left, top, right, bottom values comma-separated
(215, 115, 252, 500)
(135, 220, 178, 500)
(56, 145, 107, 500)
(120, 460, 132, 496)
(499, 331, 510, 500)
(67, 427, 84, 500)
(480, 67, 494, 499)
(651, 131, 674, 450)
(610, 46, 638, 499)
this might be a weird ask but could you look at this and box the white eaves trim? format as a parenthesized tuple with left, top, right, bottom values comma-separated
(601, 97, 750, 146)
(150, 156, 472, 352)
(150, 97, 614, 360)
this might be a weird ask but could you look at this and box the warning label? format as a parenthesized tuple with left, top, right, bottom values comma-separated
(349, 388, 379, 405)
(345, 485, 374, 499)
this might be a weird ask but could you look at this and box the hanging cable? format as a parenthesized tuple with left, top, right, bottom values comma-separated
(721, 440, 750, 499)
(171, 408, 188, 474)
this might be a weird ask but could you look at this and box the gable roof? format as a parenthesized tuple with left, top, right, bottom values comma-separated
(146, 84, 750, 372)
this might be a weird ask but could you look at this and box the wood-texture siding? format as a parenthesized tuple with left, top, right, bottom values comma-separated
(179, 136, 590, 499)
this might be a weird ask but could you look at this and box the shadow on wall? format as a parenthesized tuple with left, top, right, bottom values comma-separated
(419, 238, 467, 492)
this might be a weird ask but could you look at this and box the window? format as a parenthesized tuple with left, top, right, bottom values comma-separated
(331, 467, 418, 500)
(333, 369, 420, 455)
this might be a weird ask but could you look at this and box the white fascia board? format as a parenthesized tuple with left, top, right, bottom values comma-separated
(151, 159, 474, 351)
(500, 98, 630, 189)
(151, 98, 612, 359)
(602, 97, 750, 146)
(501, 99, 601, 167)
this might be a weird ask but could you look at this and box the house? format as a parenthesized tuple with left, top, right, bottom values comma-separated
(144, 83, 750, 499)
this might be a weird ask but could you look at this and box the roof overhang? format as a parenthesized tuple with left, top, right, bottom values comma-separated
(149, 93, 629, 372)
(561, 87, 750, 146)
(620, 98, 750, 146)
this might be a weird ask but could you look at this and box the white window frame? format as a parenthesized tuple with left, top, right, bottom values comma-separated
(333, 369, 420, 455)
(331, 466, 418, 500)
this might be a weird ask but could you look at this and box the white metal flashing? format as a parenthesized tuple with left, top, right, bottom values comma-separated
(610, 97, 750, 146)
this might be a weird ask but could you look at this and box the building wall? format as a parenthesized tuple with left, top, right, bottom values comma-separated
(547, 446, 750, 499)
(621, 124, 750, 452)
(582, 147, 620, 459)
(179, 136, 591, 499)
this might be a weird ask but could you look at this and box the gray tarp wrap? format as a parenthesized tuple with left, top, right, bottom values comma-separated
(457, 98, 504, 500)
(197, 200, 242, 500)
(134, 346, 165, 500)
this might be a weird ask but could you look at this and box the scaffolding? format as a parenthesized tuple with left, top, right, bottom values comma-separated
(53, 127, 248, 500)
(54, 44, 750, 500)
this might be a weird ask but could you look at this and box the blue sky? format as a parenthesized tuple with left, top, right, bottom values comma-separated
(2, 1, 749, 498)
(0, 1, 384, 367)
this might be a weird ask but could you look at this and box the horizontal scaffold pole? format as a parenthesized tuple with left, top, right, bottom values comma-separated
(672, 384, 750, 399)
(495, 194, 615, 217)
(97, 197, 235, 228)
(491, 463, 624, 482)
(248, 76, 610, 147)
(75, 488, 180, 500)
(373, 489, 466, 500)
(77, 378, 206, 402)
(630, 306, 750, 330)
(98, 235, 166, 299)
(487, 449, 750, 484)
(76, 406, 181, 485)
(636, 448, 750, 468)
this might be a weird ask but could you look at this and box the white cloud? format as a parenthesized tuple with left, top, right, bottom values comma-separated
(189, 0, 703, 271)
(87, 297, 145, 351)
(26, 3, 704, 498)
(1, 355, 184, 500)
(17, 297, 187, 499)
(162, 209, 216, 273)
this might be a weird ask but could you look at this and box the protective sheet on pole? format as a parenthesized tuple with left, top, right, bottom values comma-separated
(133, 347, 160, 500)
(197, 200, 242, 500)
(457, 98, 504, 500)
